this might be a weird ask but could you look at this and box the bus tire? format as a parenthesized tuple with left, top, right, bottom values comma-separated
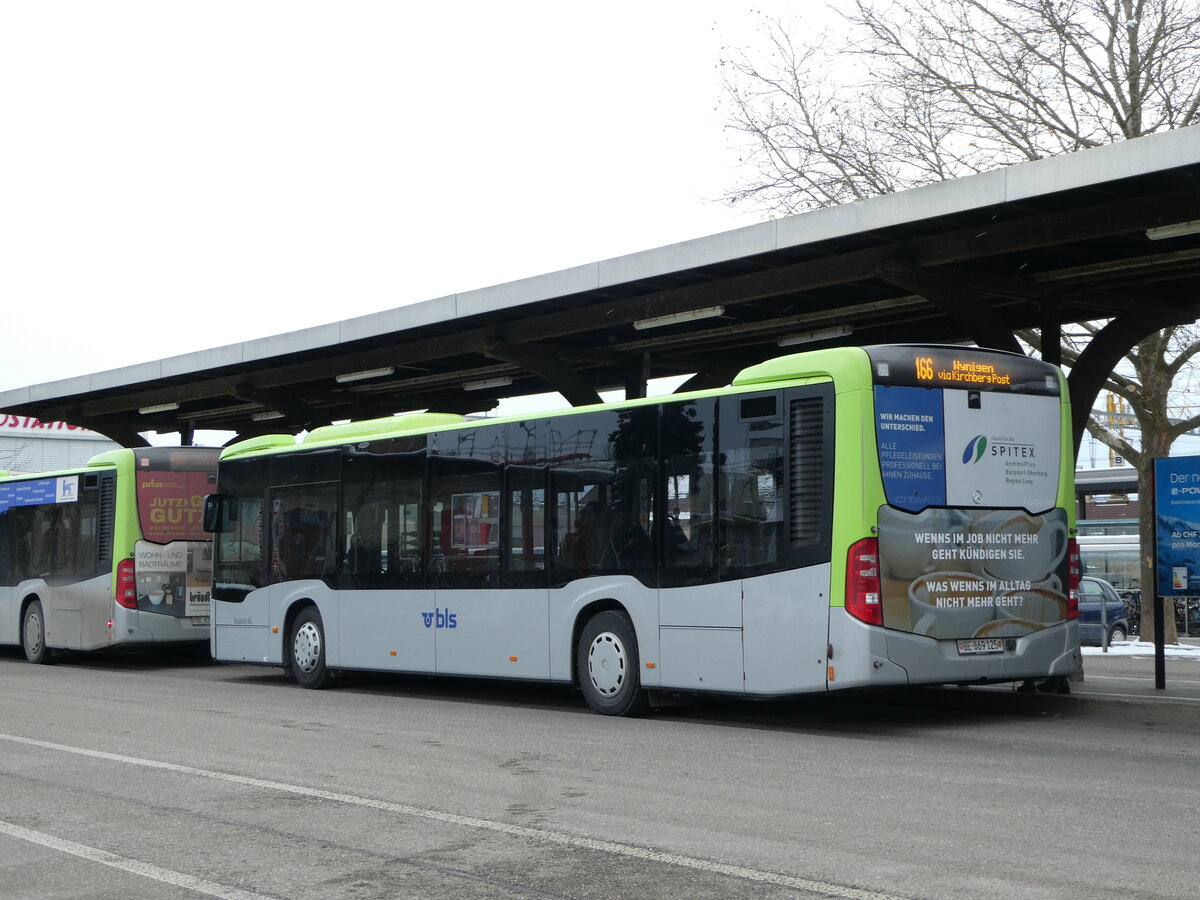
(22, 599, 51, 665)
(289, 606, 332, 689)
(576, 610, 649, 717)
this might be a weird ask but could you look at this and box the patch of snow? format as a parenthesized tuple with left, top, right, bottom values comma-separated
(1082, 640, 1200, 659)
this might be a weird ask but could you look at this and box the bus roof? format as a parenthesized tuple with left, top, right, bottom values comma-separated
(219, 347, 873, 461)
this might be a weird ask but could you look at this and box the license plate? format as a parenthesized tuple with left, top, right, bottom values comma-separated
(191, 616, 211, 626)
(956, 638, 1003, 655)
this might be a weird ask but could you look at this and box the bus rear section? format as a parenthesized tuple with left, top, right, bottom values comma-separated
(114, 448, 219, 649)
(0, 447, 218, 661)
(828, 345, 1080, 690)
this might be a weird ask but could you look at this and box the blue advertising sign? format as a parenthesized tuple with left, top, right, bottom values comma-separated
(874, 385, 946, 512)
(0, 476, 77, 515)
(1154, 456, 1200, 595)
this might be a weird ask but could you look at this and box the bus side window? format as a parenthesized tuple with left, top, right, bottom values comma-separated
(429, 423, 503, 589)
(9, 506, 35, 581)
(504, 468, 547, 588)
(29, 505, 56, 578)
(269, 484, 338, 584)
(341, 440, 426, 590)
(718, 393, 785, 578)
(0, 507, 11, 587)
(347, 502, 386, 577)
(659, 398, 716, 588)
(547, 409, 620, 584)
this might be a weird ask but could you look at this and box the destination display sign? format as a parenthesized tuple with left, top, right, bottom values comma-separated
(867, 346, 1060, 395)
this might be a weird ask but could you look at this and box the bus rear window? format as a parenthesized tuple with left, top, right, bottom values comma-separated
(136, 469, 217, 544)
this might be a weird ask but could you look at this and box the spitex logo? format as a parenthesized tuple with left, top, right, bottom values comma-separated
(962, 434, 988, 464)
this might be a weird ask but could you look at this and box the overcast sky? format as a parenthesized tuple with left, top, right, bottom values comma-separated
(0, 1, 834, 395)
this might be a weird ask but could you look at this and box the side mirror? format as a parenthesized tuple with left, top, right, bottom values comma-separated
(203, 494, 237, 533)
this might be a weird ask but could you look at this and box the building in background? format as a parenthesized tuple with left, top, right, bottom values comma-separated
(0, 418, 119, 474)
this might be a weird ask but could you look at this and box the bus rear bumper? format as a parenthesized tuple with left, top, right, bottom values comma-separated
(828, 611, 1079, 689)
(884, 620, 1078, 687)
(107, 607, 210, 646)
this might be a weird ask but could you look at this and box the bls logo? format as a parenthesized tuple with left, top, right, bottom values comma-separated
(421, 608, 458, 629)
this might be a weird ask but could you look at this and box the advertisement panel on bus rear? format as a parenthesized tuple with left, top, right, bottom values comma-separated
(874, 381, 1068, 640)
(874, 385, 1061, 512)
(134, 540, 212, 619)
(136, 470, 211, 543)
(877, 505, 1070, 639)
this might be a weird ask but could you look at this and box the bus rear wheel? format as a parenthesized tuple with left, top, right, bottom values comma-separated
(577, 610, 649, 717)
(290, 607, 332, 689)
(22, 599, 50, 665)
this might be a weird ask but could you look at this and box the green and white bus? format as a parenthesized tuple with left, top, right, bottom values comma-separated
(205, 345, 1079, 715)
(1, 447, 219, 663)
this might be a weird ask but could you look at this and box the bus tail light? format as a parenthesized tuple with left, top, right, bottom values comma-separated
(116, 558, 137, 609)
(846, 537, 883, 626)
(1066, 538, 1080, 619)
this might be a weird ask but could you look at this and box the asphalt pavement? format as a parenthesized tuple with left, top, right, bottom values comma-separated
(911, 637, 1200, 723)
(1073, 640, 1200, 703)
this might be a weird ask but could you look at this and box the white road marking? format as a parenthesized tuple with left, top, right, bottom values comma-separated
(0, 818, 276, 900)
(0, 731, 907, 900)
(1074, 690, 1200, 703)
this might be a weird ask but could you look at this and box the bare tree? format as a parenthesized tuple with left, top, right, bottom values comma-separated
(721, 0, 1200, 643)
(721, 0, 1200, 212)
(1018, 325, 1200, 642)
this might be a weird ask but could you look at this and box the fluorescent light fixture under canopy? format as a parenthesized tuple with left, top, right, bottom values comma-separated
(138, 402, 180, 415)
(463, 376, 513, 391)
(1145, 219, 1200, 240)
(777, 324, 854, 347)
(632, 306, 725, 330)
(335, 366, 395, 384)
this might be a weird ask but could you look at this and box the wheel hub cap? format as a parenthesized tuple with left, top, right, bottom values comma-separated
(294, 622, 322, 673)
(587, 631, 626, 696)
(25, 612, 42, 654)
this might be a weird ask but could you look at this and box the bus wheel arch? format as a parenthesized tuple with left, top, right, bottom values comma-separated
(20, 595, 51, 665)
(285, 601, 333, 689)
(575, 604, 649, 717)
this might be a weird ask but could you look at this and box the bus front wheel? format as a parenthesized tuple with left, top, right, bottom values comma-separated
(289, 607, 332, 689)
(22, 599, 50, 665)
(576, 610, 649, 717)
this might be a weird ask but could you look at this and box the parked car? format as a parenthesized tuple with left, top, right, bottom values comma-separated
(1078, 576, 1130, 646)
